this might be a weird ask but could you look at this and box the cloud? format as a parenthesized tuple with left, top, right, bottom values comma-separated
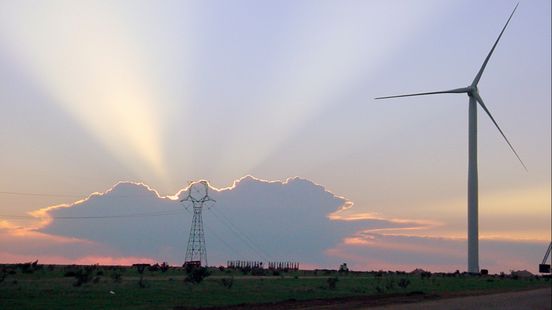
(0, 224, 114, 263)
(30, 176, 373, 266)
(327, 230, 547, 274)
(0, 176, 547, 273)
(29, 176, 433, 267)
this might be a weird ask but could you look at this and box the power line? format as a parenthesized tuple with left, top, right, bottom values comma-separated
(208, 207, 271, 261)
(0, 209, 186, 220)
(0, 191, 165, 198)
(0, 191, 83, 198)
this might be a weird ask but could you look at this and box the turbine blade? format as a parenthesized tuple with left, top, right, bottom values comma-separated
(474, 93, 527, 171)
(375, 87, 469, 100)
(472, 3, 519, 87)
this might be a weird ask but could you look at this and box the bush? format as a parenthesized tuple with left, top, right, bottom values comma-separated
(327, 277, 339, 290)
(0, 269, 7, 283)
(111, 272, 122, 283)
(64, 271, 77, 277)
(398, 278, 410, 289)
(240, 266, 252, 275)
(17, 261, 39, 274)
(73, 268, 94, 287)
(184, 264, 196, 274)
(251, 267, 266, 276)
(385, 279, 395, 290)
(134, 264, 150, 288)
(339, 263, 349, 273)
(185, 267, 210, 285)
(220, 277, 234, 289)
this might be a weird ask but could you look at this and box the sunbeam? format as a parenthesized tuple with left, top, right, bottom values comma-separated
(205, 1, 455, 178)
(0, 1, 196, 185)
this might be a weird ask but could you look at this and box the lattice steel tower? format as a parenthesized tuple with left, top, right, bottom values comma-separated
(181, 181, 214, 267)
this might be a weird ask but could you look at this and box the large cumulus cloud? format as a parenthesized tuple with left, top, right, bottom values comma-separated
(36, 176, 409, 266)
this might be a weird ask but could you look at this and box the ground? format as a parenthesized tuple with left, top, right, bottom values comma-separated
(0, 264, 550, 309)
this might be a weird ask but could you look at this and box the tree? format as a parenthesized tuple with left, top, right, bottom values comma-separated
(339, 263, 349, 273)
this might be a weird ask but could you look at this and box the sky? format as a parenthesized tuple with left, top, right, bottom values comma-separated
(0, 0, 550, 273)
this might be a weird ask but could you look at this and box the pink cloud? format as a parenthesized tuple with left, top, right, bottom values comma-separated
(327, 231, 547, 273)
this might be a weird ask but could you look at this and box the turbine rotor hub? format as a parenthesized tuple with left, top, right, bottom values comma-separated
(467, 86, 478, 97)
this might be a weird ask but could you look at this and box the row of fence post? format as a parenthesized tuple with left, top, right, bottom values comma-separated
(226, 260, 299, 270)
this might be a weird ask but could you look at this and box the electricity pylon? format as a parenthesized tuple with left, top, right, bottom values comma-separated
(181, 180, 214, 267)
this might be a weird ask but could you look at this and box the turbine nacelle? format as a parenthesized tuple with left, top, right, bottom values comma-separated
(467, 86, 478, 97)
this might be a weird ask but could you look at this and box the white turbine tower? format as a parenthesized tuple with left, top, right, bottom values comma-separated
(376, 3, 526, 274)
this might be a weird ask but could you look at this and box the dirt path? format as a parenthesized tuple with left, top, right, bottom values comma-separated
(204, 286, 551, 310)
(370, 287, 551, 310)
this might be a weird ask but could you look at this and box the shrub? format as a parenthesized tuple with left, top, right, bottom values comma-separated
(185, 267, 210, 285)
(240, 266, 252, 275)
(73, 268, 94, 287)
(111, 272, 122, 283)
(134, 264, 150, 288)
(220, 277, 234, 289)
(339, 263, 349, 273)
(385, 279, 395, 290)
(398, 278, 410, 289)
(0, 269, 7, 283)
(420, 271, 432, 279)
(327, 277, 339, 290)
(18, 262, 34, 274)
(64, 271, 77, 277)
(184, 263, 196, 274)
(251, 267, 266, 276)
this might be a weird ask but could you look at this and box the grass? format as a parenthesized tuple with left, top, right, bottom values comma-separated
(0, 264, 549, 309)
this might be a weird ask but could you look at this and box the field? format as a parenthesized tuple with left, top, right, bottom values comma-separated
(1, 263, 550, 309)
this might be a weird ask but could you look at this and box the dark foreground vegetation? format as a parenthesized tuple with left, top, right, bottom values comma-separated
(0, 262, 550, 309)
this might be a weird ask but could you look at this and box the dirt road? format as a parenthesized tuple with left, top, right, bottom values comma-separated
(372, 287, 551, 310)
(209, 287, 551, 309)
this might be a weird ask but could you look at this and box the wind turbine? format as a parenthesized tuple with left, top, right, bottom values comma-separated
(375, 3, 526, 274)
